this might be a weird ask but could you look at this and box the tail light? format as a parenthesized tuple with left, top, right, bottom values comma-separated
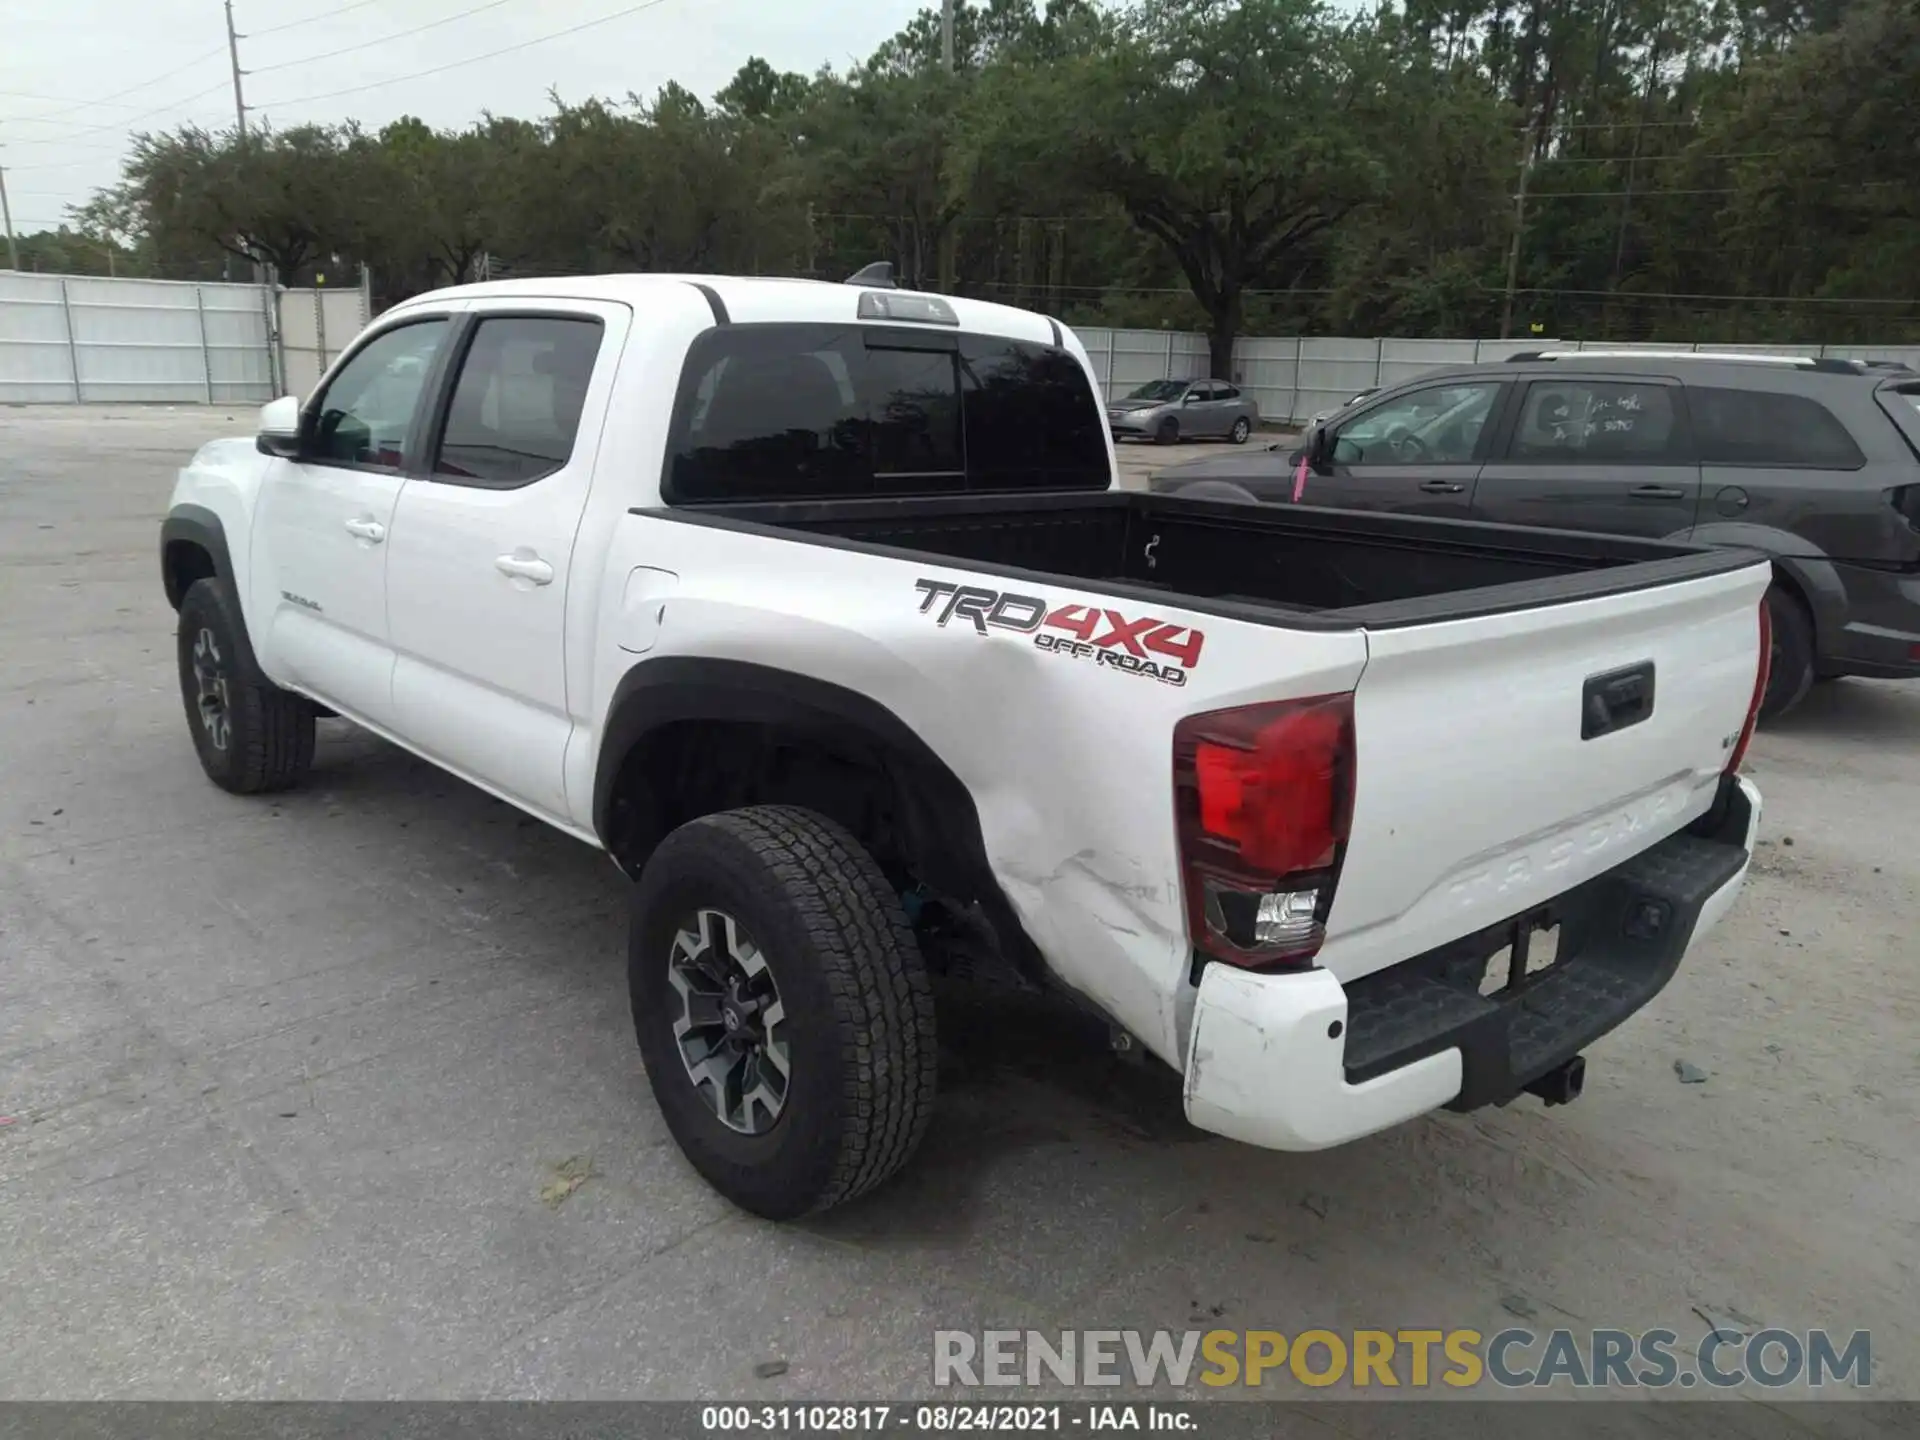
(1172, 693, 1356, 970)
(1725, 598, 1771, 775)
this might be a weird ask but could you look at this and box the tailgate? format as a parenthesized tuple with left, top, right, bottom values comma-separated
(1317, 560, 1769, 983)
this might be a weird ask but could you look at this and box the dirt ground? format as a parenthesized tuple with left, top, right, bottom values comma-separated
(1, 404, 1915, 1405)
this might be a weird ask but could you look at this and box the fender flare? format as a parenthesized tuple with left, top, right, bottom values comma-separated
(1685, 521, 1846, 651)
(159, 504, 235, 611)
(593, 655, 1040, 970)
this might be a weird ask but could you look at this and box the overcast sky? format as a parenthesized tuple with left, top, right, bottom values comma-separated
(1, 0, 934, 232)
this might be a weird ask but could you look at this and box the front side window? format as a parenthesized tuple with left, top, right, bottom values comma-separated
(435, 315, 605, 488)
(1691, 386, 1864, 469)
(1509, 380, 1684, 462)
(667, 323, 1107, 501)
(308, 319, 449, 468)
(1333, 381, 1498, 465)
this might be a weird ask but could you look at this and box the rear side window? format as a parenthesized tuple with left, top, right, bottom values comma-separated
(666, 323, 1108, 501)
(1509, 380, 1684, 463)
(435, 316, 604, 488)
(1690, 386, 1865, 469)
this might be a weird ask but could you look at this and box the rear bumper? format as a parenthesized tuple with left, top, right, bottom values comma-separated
(1827, 562, 1920, 678)
(1182, 774, 1761, 1151)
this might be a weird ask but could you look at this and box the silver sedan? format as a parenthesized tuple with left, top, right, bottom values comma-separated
(1107, 379, 1260, 444)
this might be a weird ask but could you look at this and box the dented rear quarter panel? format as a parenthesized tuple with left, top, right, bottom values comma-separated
(585, 511, 1370, 1069)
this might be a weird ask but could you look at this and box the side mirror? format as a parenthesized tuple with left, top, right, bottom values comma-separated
(256, 395, 303, 458)
(1306, 423, 1334, 472)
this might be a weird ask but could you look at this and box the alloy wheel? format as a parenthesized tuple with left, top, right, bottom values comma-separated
(667, 908, 790, 1135)
(191, 627, 232, 752)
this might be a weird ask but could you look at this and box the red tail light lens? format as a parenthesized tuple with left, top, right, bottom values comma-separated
(1173, 693, 1356, 970)
(1725, 597, 1771, 775)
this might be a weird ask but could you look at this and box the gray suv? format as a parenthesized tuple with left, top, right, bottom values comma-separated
(1153, 350, 1920, 718)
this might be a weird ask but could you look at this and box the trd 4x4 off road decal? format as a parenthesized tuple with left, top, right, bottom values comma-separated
(913, 578, 1204, 687)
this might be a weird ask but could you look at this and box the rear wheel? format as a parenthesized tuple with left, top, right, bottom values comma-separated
(1759, 583, 1816, 721)
(630, 805, 938, 1219)
(1155, 416, 1180, 446)
(176, 578, 315, 794)
(1229, 417, 1252, 445)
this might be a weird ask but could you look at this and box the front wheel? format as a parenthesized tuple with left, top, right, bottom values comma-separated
(1155, 416, 1180, 446)
(176, 578, 315, 794)
(630, 806, 938, 1219)
(1229, 417, 1252, 445)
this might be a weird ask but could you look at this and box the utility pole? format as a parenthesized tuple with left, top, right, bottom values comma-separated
(0, 148, 19, 270)
(1499, 128, 1533, 341)
(936, 0, 958, 295)
(225, 0, 250, 139)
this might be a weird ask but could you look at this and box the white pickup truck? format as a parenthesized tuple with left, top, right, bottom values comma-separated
(160, 271, 1770, 1219)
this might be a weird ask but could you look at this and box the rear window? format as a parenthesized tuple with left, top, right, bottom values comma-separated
(1691, 387, 1865, 469)
(665, 323, 1108, 502)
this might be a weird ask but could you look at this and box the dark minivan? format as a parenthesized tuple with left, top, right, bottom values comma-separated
(1153, 350, 1920, 717)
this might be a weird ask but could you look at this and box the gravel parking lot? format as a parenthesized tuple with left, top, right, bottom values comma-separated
(3, 405, 1916, 1404)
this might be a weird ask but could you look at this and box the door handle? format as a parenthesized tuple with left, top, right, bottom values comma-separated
(495, 553, 554, 585)
(344, 518, 385, 542)
(1418, 479, 1465, 494)
(1631, 485, 1686, 500)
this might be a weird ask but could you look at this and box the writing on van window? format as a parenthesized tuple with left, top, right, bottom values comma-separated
(1513, 382, 1679, 461)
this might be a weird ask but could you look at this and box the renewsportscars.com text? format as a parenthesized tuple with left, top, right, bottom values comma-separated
(932, 1328, 1872, 1391)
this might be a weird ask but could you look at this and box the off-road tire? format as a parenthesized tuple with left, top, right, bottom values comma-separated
(630, 805, 938, 1220)
(176, 577, 315, 794)
(1760, 582, 1816, 722)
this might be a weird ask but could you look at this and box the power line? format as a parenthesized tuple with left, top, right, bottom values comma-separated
(0, 90, 158, 112)
(1502, 286, 1920, 308)
(1520, 181, 1907, 199)
(248, 0, 527, 76)
(1535, 151, 1785, 165)
(6, 46, 228, 123)
(256, 0, 679, 109)
(249, 0, 387, 38)
(58, 80, 236, 141)
(1514, 119, 1702, 132)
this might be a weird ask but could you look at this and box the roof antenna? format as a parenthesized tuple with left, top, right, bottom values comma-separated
(845, 261, 897, 289)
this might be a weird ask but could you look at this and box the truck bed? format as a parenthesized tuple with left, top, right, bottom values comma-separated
(656, 489, 1759, 629)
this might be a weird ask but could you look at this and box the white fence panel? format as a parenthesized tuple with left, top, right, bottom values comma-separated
(0, 271, 280, 404)
(1073, 326, 1115, 395)
(1472, 338, 1559, 362)
(1706, 343, 1818, 358)
(64, 277, 209, 401)
(201, 283, 275, 402)
(1378, 338, 1481, 394)
(1823, 343, 1920, 368)
(0, 272, 76, 402)
(275, 285, 368, 400)
(1295, 338, 1381, 424)
(1233, 336, 1300, 425)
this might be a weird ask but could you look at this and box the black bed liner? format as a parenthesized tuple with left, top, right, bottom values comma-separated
(638, 489, 1765, 632)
